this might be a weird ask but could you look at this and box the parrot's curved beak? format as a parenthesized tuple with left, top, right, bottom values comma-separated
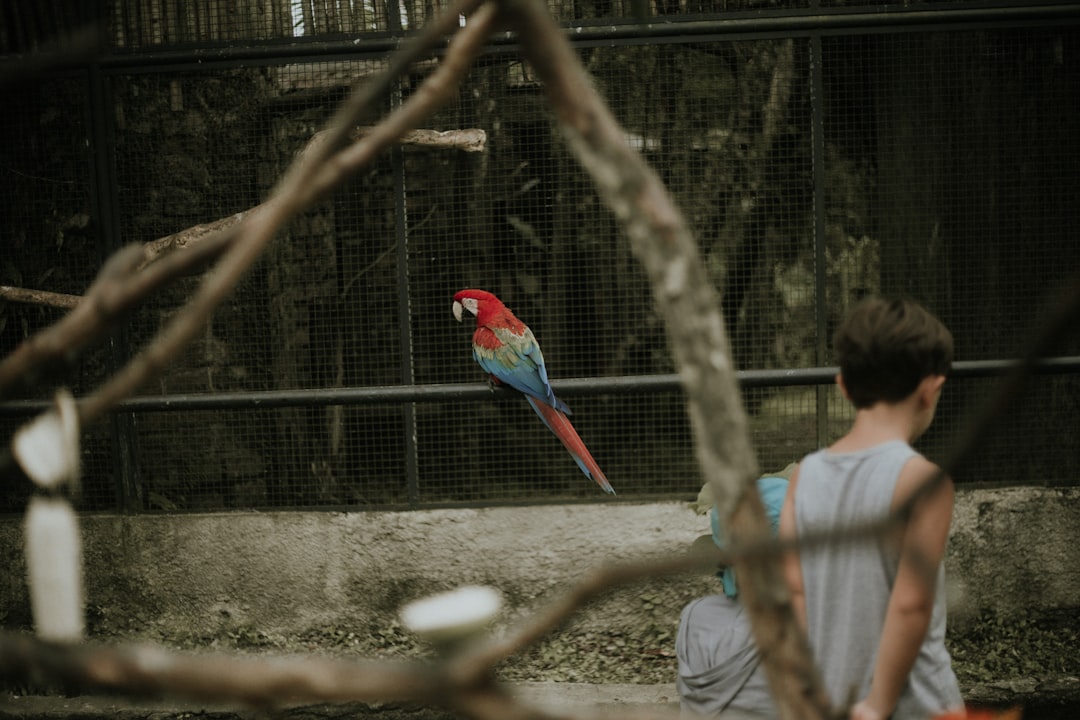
(452, 300, 464, 322)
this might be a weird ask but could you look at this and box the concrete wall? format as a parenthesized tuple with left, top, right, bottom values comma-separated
(1, 487, 1078, 642)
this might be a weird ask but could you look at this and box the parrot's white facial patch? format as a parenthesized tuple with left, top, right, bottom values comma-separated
(453, 298, 479, 322)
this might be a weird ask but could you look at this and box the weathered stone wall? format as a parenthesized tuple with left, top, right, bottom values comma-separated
(947, 486, 1080, 627)
(0, 487, 1077, 641)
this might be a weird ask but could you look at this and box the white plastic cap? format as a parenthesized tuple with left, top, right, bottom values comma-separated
(400, 585, 502, 646)
(13, 389, 80, 491)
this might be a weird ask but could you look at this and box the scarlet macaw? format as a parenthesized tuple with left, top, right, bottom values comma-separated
(452, 289, 614, 495)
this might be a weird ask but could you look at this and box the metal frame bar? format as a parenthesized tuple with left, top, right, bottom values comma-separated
(386, 0, 422, 506)
(809, 34, 829, 451)
(85, 58, 142, 513)
(2, 358, 1078, 415)
(64, 3, 1080, 72)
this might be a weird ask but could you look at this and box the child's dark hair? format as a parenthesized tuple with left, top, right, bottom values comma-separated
(833, 296, 954, 409)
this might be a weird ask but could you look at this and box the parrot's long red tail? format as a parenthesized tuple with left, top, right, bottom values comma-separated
(527, 397, 615, 494)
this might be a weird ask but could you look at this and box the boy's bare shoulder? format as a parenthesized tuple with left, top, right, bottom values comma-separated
(893, 454, 953, 512)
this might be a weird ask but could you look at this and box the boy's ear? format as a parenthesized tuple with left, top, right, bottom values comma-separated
(918, 374, 947, 405)
(835, 374, 851, 401)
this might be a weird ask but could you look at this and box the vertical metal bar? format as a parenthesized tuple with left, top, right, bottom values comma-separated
(393, 142, 420, 507)
(810, 33, 830, 450)
(86, 62, 141, 513)
(387, 0, 420, 507)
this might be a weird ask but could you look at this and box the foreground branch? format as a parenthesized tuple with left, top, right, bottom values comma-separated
(0, 634, 436, 710)
(0, 630, 660, 720)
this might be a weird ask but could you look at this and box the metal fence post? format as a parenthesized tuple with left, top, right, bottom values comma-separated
(387, 0, 421, 508)
(810, 33, 830, 451)
(85, 62, 141, 513)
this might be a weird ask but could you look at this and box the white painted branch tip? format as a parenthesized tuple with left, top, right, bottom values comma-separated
(25, 496, 85, 642)
(12, 388, 80, 491)
(400, 585, 503, 646)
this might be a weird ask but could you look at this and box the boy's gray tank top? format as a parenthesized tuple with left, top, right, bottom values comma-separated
(795, 440, 963, 719)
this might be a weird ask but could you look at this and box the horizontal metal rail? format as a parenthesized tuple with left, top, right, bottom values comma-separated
(2, 356, 1078, 416)
(66, 3, 1080, 71)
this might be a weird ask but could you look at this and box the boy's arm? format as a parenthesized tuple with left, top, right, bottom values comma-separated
(859, 456, 955, 718)
(778, 469, 806, 628)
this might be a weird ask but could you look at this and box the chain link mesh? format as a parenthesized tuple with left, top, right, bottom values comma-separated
(1, 4, 1077, 512)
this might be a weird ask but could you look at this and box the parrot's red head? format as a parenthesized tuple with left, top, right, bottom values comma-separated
(452, 289, 505, 324)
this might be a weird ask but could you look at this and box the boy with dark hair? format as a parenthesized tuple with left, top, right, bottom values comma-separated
(780, 296, 964, 720)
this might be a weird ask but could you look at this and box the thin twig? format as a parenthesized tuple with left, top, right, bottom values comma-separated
(0, 285, 81, 309)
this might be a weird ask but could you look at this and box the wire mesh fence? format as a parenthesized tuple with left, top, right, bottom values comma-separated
(1, 1, 1078, 513)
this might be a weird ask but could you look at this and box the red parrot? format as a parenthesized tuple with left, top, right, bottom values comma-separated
(452, 289, 614, 495)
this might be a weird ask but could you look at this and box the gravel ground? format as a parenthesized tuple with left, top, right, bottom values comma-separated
(103, 607, 1080, 688)
(5, 608, 1079, 700)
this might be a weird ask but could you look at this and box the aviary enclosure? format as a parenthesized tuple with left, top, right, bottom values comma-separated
(1, 2, 1078, 514)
